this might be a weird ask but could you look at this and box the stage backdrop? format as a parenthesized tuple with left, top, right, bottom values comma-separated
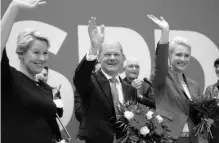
(2, 0, 219, 142)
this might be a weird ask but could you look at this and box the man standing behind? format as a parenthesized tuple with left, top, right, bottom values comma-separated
(205, 58, 219, 99)
(123, 59, 155, 109)
(73, 17, 137, 143)
(205, 58, 219, 143)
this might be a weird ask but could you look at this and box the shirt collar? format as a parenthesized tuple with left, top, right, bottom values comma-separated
(101, 69, 120, 83)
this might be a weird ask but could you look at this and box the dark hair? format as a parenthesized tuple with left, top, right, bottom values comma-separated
(214, 58, 219, 67)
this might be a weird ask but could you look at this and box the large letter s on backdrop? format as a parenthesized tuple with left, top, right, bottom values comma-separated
(155, 30, 219, 91)
(6, 21, 74, 128)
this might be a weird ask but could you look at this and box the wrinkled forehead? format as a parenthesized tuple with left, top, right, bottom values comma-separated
(101, 41, 123, 53)
(127, 59, 139, 66)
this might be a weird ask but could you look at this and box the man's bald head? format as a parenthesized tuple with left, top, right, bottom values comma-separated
(98, 41, 124, 56)
(124, 58, 140, 81)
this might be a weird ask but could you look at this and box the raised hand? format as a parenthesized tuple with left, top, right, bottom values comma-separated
(1, 0, 46, 51)
(88, 17, 105, 54)
(147, 14, 169, 30)
(12, 0, 47, 9)
(147, 14, 169, 44)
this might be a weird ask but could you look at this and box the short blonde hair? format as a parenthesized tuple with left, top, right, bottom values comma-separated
(16, 29, 50, 55)
(169, 37, 191, 55)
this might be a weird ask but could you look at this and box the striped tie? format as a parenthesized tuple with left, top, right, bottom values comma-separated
(109, 77, 120, 114)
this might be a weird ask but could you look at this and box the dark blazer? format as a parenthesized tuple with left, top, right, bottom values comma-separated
(152, 43, 202, 142)
(73, 56, 137, 143)
(74, 90, 83, 122)
(123, 77, 155, 109)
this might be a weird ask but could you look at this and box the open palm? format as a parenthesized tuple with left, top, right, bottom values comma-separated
(147, 14, 169, 30)
(88, 17, 105, 48)
(13, 0, 46, 9)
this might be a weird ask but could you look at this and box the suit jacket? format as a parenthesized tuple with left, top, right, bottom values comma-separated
(204, 81, 219, 143)
(74, 90, 83, 122)
(73, 56, 137, 143)
(152, 43, 202, 142)
(123, 77, 155, 109)
(205, 81, 219, 99)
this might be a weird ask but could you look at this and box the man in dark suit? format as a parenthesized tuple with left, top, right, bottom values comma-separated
(74, 62, 101, 122)
(73, 17, 137, 143)
(123, 58, 155, 108)
(74, 90, 83, 122)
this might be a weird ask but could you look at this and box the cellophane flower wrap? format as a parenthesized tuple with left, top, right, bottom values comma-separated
(189, 96, 219, 139)
(115, 101, 172, 143)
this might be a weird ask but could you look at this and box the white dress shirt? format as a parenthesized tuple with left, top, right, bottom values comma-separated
(181, 82, 192, 133)
(182, 83, 192, 100)
(101, 70, 124, 104)
(86, 53, 124, 104)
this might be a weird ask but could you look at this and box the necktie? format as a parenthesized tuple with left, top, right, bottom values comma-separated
(109, 77, 120, 114)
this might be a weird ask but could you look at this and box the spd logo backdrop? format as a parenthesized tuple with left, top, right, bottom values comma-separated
(2, 0, 219, 142)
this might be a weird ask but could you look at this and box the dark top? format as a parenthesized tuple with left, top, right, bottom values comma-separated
(1, 48, 61, 143)
(205, 81, 219, 143)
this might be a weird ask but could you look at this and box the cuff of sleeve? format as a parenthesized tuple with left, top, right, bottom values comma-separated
(86, 52, 98, 61)
(157, 42, 169, 46)
(54, 99, 64, 108)
(137, 94, 143, 99)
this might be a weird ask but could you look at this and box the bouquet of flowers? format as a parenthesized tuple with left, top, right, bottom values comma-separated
(115, 102, 172, 143)
(189, 97, 219, 139)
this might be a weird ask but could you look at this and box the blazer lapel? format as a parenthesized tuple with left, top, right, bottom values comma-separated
(121, 79, 129, 102)
(169, 71, 189, 112)
(183, 75, 199, 101)
(120, 77, 135, 102)
(213, 81, 219, 98)
(95, 70, 114, 107)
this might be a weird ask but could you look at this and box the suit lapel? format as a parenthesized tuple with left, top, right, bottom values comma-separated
(169, 71, 187, 99)
(95, 70, 114, 107)
(169, 71, 189, 112)
(183, 75, 199, 101)
(213, 81, 219, 98)
(120, 78, 130, 102)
